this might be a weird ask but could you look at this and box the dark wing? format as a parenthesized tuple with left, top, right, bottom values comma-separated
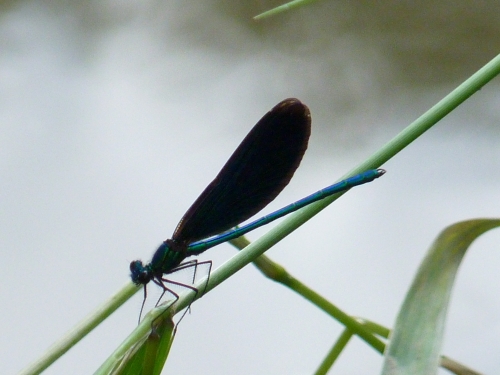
(172, 98, 311, 243)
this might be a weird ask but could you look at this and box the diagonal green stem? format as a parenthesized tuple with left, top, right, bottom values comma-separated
(231, 237, 385, 352)
(314, 328, 354, 375)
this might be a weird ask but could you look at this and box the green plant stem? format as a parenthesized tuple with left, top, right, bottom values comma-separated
(288, 276, 386, 351)
(19, 282, 140, 375)
(231, 237, 385, 352)
(254, 0, 316, 20)
(314, 328, 353, 375)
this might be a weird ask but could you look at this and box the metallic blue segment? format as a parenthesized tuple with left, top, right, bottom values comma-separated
(186, 168, 385, 255)
(150, 241, 185, 274)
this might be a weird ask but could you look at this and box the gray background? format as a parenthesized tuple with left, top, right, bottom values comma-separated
(2, 1, 500, 374)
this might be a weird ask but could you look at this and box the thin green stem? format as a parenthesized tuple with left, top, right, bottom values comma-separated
(19, 282, 139, 375)
(231, 237, 385, 352)
(254, 0, 317, 20)
(314, 328, 353, 375)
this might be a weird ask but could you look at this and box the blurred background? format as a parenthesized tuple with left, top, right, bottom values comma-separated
(1, 1, 500, 374)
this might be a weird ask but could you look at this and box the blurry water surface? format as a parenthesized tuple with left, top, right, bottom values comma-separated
(1, 1, 500, 374)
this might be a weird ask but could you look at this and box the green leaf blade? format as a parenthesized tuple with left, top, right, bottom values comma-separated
(382, 219, 500, 375)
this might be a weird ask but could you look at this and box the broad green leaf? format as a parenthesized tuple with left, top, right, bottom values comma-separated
(109, 313, 175, 375)
(382, 219, 500, 375)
